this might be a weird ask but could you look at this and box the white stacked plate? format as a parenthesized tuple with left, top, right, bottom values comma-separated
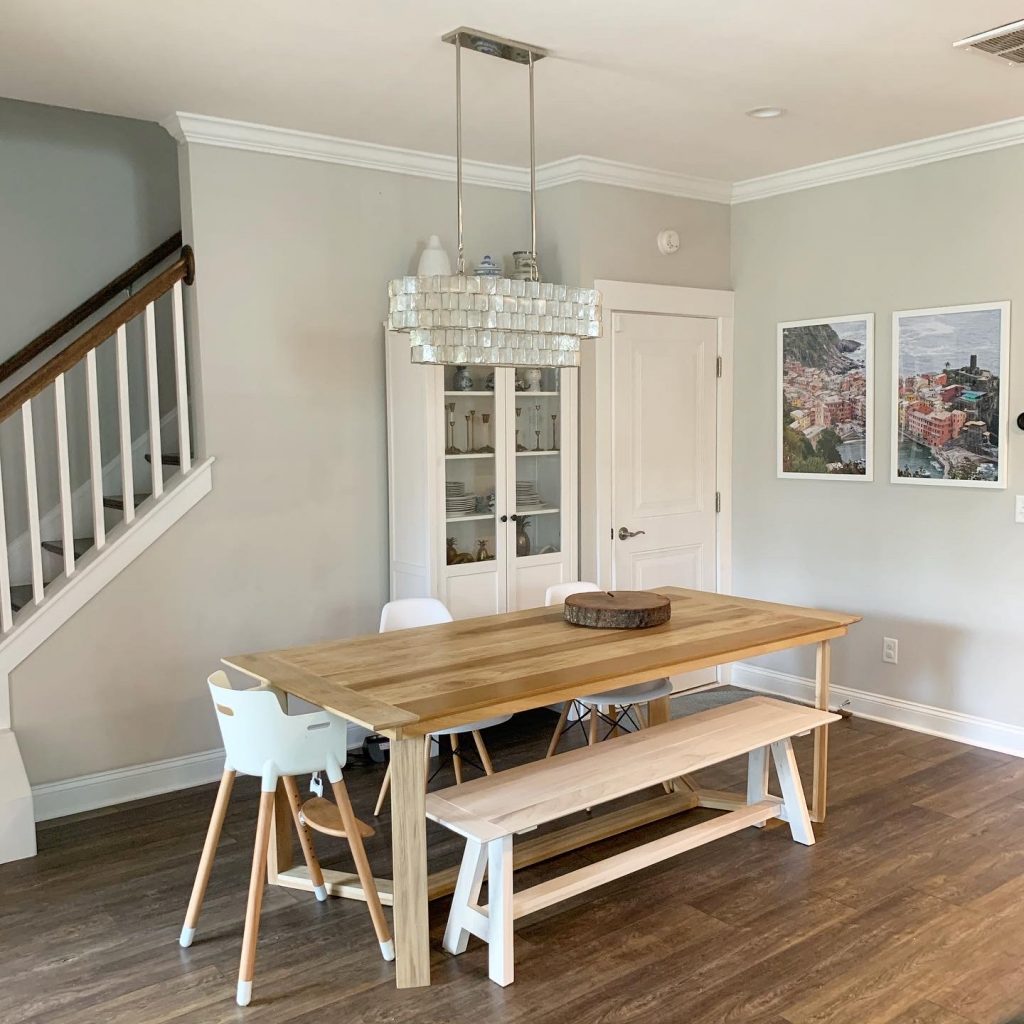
(446, 481, 466, 496)
(446, 494, 477, 516)
(516, 481, 544, 507)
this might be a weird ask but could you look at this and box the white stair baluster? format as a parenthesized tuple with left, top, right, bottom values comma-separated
(144, 301, 163, 499)
(21, 402, 43, 605)
(0, 452, 12, 631)
(86, 348, 106, 551)
(53, 374, 75, 578)
(115, 324, 135, 523)
(171, 281, 191, 473)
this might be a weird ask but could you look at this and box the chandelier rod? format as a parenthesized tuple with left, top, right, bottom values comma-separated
(455, 32, 465, 275)
(529, 49, 537, 262)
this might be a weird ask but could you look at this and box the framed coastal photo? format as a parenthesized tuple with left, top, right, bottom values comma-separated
(891, 302, 1010, 488)
(777, 314, 873, 480)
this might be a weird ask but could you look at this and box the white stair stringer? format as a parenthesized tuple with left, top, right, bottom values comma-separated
(0, 457, 214, 864)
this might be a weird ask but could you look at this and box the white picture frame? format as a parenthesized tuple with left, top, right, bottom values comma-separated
(777, 314, 874, 481)
(891, 301, 1010, 489)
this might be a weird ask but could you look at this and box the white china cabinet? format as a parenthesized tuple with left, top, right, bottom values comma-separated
(385, 330, 578, 618)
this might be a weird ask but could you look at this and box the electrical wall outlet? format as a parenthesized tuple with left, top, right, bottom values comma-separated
(1015, 495, 1024, 523)
(882, 637, 898, 664)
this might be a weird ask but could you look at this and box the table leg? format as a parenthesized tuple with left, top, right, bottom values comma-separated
(812, 639, 831, 823)
(390, 735, 430, 988)
(648, 696, 700, 805)
(267, 781, 294, 883)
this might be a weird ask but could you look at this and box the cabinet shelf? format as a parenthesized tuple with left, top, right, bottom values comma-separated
(446, 452, 494, 460)
(516, 450, 559, 457)
(446, 512, 493, 523)
(444, 391, 494, 397)
(516, 506, 559, 516)
(515, 391, 559, 397)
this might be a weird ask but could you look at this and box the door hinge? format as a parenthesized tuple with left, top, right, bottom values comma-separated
(610, 527, 614, 541)
(716, 356, 723, 379)
(715, 491, 721, 514)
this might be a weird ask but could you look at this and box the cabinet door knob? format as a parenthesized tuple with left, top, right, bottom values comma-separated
(500, 515, 508, 523)
(510, 514, 520, 522)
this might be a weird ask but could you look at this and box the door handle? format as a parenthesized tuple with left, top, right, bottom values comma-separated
(618, 526, 646, 540)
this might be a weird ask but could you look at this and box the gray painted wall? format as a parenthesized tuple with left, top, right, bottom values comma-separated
(732, 147, 1024, 728)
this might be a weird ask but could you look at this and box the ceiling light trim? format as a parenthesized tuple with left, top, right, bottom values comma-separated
(162, 112, 732, 204)
(733, 115, 1024, 203)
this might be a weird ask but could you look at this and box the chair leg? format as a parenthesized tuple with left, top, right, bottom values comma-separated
(442, 838, 488, 955)
(471, 730, 495, 775)
(330, 778, 394, 961)
(237, 789, 274, 1007)
(424, 735, 433, 788)
(546, 701, 571, 758)
(180, 767, 235, 948)
(607, 704, 620, 739)
(450, 733, 464, 785)
(281, 776, 327, 900)
(588, 704, 599, 746)
(770, 738, 815, 846)
(747, 746, 770, 829)
(487, 835, 514, 987)
(373, 761, 392, 817)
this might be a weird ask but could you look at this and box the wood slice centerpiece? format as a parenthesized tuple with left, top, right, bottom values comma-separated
(563, 590, 671, 630)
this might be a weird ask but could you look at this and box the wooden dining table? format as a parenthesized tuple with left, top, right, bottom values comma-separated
(225, 586, 859, 989)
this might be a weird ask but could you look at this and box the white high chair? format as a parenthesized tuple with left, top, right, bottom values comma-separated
(180, 671, 393, 1007)
(544, 582, 673, 754)
(372, 598, 511, 816)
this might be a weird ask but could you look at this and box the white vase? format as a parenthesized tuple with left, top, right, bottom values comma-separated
(417, 235, 451, 277)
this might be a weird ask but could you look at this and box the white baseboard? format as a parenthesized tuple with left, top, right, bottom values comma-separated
(32, 728, 371, 823)
(733, 663, 1024, 758)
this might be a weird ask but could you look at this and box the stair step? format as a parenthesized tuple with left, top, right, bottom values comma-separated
(144, 452, 189, 467)
(10, 585, 34, 613)
(103, 493, 151, 511)
(42, 538, 94, 559)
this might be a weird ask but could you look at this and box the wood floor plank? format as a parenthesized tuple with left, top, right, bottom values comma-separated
(0, 688, 1019, 1024)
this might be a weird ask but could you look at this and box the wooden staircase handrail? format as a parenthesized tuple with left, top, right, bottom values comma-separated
(0, 232, 185, 387)
(0, 246, 195, 425)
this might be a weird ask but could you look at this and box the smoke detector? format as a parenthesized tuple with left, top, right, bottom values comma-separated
(954, 19, 1024, 66)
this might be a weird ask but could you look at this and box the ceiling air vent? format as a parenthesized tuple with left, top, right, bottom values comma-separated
(954, 19, 1024, 65)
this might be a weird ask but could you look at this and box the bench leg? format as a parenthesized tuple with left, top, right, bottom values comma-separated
(487, 835, 514, 987)
(443, 839, 488, 956)
(746, 746, 769, 829)
(770, 738, 815, 846)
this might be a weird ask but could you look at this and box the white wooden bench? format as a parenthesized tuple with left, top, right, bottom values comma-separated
(426, 695, 838, 986)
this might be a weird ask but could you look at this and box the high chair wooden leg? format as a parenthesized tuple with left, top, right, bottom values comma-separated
(546, 702, 571, 758)
(281, 776, 327, 901)
(330, 778, 394, 962)
(373, 762, 392, 817)
(472, 730, 495, 775)
(180, 767, 235, 948)
(450, 734, 464, 785)
(237, 789, 274, 1007)
(588, 705, 599, 746)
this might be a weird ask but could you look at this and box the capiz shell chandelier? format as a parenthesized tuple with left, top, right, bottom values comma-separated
(387, 28, 601, 367)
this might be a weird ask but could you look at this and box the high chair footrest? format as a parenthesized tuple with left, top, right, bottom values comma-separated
(300, 797, 375, 839)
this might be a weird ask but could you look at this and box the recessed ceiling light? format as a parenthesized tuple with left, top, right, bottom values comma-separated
(746, 106, 786, 119)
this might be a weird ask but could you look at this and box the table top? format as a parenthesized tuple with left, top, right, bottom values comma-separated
(224, 587, 860, 738)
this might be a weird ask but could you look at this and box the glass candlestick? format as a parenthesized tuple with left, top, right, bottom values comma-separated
(533, 405, 542, 451)
(480, 413, 494, 453)
(515, 406, 527, 451)
(551, 413, 558, 451)
(468, 409, 476, 452)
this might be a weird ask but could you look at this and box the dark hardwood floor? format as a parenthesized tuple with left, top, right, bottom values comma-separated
(3, 687, 1024, 1024)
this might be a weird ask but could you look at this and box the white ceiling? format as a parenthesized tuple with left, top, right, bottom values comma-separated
(3, 0, 1024, 183)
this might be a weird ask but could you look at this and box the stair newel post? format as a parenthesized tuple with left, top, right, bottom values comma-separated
(144, 301, 163, 499)
(0, 452, 12, 632)
(85, 349, 106, 551)
(171, 281, 191, 474)
(53, 373, 75, 578)
(20, 402, 43, 606)
(114, 324, 135, 524)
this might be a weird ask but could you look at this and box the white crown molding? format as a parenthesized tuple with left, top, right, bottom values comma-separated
(732, 116, 1024, 203)
(537, 154, 732, 203)
(162, 112, 733, 204)
(733, 663, 1024, 758)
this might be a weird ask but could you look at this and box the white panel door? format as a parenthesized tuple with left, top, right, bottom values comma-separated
(612, 312, 718, 687)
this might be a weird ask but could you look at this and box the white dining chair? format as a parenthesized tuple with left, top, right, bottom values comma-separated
(544, 581, 673, 755)
(373, 598, 511, 816)
(180, 671, 393, 1007)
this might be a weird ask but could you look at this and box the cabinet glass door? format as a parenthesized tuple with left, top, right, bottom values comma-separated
(443, 366, 499, 568)
(512, 369, 563, 558)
